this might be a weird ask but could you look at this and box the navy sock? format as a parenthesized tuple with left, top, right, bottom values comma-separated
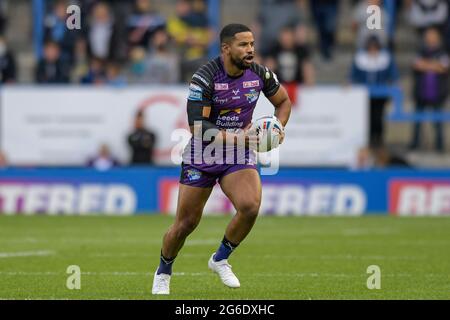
(214, 236, 239, 262)
(157, 251, 176, 275)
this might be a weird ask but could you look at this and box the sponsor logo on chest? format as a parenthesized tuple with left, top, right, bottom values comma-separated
(214, 83, 229, 90)
(243, 80, 260, 88)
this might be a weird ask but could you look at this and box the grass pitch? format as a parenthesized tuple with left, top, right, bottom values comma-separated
(0, 215, 449, 300)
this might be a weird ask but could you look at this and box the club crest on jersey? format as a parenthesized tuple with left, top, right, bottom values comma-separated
(215, 83, 229, 90)
(244, 89, 259, 103)
(243, 80, 259, 88)
(186, 168, 201, 181)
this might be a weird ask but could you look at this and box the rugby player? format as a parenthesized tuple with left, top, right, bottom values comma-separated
(152, 23, 292, 294)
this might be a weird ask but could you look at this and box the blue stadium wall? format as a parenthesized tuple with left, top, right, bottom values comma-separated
(0, 167, 449, 216)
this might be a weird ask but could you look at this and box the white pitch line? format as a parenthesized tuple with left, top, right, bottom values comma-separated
(0, 250, 55, 258)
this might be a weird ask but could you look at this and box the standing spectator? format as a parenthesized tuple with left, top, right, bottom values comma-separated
(44, 0, 78, 64)
(409, 27, 449, 152)
(145, 29, 180, 84)
(105, 61, 127, 86)
(71, 38, 90, 83)
(0, 1, 7, 35)
(352, 0, 390, 50)
(35, 41, 70, 83)
(127, 111, 157, 165)
(81, 57, 106, 84)
(127, 46, 148, 82)
(255, 0, 304, 56)
(310, 0, 339, 61)
(350, 36, 399, 147)
(127, 29, 179, 84)
(0, 36, 16, 83)
(85, 2, 121, 61)
(87, 144, 120, 171)
(405, 0, 448, 34)
(265, 25, 314, 103)
(127, 0, 166, 50)
(167, 0, 213, 82)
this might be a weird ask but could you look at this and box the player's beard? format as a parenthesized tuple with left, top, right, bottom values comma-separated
(230, 54, 251, 70)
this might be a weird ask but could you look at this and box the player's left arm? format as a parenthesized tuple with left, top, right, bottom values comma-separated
(268, 85, 291, 144)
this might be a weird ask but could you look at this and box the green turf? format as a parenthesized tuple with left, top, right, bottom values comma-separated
(0, 215, 449, 300)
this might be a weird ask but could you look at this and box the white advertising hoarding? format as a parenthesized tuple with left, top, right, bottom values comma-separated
(1, 85, 368, 166)
(254, 86, 369, 166)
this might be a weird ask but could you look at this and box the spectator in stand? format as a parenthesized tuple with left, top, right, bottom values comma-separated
(351, 145, 410, 170)
(0, 36, 16, 83)
(352, 0, 390, 50)
(167, 0, 213, 82)
(405, 0, 448, 35)
(87, 143, 120, 171)
(350, 36, 399, 147)
(127, 28, 180, 84)
(409, 27, 449, 152)
(127, 0, 166, 50)
(71, 37, 90, 83)
(309, 0, 339, 61)
(0, 1, 7, 35)
(127, 111, 157, 165)
(105, 61, 127, 86)
(255, 0, 304, 57)
(446, 1, 450, 53)
(44, 0, 78, 64)
(85, 2, 121, 61)
(36, 41, 70, 83)
(264, 24, 315, 104)
(81, 57, 106, 84)
(127, 46, 148, 82)
(146, 29, 180, 84)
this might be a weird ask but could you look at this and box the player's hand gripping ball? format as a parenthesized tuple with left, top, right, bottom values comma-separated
(251, 115, 284, 152)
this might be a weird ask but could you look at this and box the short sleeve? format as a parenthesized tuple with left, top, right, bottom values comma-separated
(251, 63, 281, 98)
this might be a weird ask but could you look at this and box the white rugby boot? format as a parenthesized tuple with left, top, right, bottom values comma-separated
(152, 269, 171, 295)
(208, 253, 240, 288)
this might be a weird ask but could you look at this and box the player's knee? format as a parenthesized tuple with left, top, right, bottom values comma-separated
(237, 199, 260, 220)
(176, 217, 199, 236)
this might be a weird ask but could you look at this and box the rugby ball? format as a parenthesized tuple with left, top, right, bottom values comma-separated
(252, 115, 283, 152)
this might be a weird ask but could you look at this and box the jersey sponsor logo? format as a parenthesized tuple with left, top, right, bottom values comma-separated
(244, 89, 259, 103)
(213, 96, 228, 104)
(243, 80, 259, 88)
(192, 73, 209, 86)
(214, 83, 229, 90)
(188, 83, 203, 101)
(232, 89, 240, 100)
(216, 108, 243, 128)
(219, 108, 241, 115)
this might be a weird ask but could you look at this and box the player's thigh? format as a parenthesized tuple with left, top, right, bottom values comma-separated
(175, 183, 213, 226)
(219, 168, 262, 213)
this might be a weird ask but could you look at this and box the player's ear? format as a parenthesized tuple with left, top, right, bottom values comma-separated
(221, 42, 230, 55)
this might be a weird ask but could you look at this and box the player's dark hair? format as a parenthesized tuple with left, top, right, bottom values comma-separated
(220, 23, 252, 44)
